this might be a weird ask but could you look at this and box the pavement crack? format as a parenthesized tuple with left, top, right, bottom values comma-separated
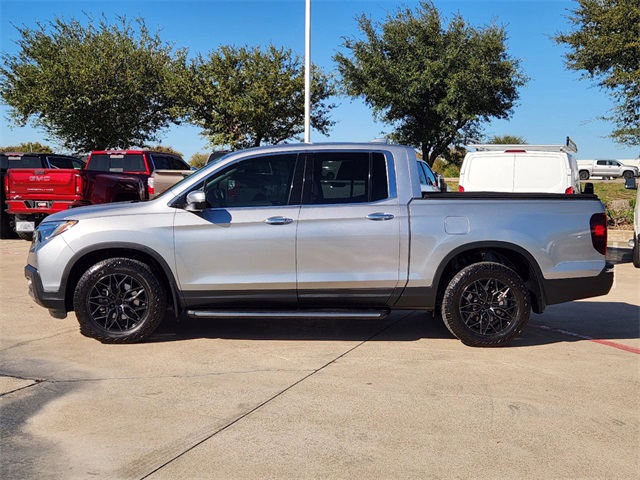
(139, 311, 412, 479)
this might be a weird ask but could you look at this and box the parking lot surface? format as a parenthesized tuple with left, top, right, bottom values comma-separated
(1, 239, 638, 479)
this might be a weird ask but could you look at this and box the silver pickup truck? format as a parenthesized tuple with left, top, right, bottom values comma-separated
(25, 143, 613, 347)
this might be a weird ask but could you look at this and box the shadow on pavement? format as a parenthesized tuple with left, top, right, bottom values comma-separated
(146, 301, 639, 349)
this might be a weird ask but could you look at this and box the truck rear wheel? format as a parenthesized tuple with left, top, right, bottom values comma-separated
(633, 235, 640, 269)
(579, 170, 589, 180)
(73, 258, 166, 344)
(441, 262, 530, 347)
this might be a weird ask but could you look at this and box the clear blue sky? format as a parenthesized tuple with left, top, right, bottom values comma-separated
(1, 0, 638, 161)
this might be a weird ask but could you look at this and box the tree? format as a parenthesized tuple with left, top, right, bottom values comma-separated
(185, 44, 336, 149)
(487, 135, 526, 144)
(189, 152, 208, 169)
(146, 145, 183, 157)
(0, 15, 188, 152)
(0, 142, 54, 153)
(555, 0, 640, 146)
(335, 0, 527, 165)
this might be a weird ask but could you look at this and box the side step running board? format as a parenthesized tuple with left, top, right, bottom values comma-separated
(186, 309, 390, 320)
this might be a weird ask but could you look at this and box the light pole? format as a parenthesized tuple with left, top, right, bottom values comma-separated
(304, 0, 311, 143)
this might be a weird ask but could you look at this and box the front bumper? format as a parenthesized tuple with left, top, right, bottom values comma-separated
(542, 262, 615, 306)
(25, 264, 67, 318)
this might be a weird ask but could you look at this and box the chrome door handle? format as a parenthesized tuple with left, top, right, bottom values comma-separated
(366, 213, 395, 221)
(265, 216, 293, 225)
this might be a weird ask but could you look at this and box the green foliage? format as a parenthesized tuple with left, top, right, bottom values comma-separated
(189, 152, 208, 169)
(585, 181, 635, 227)
(487, 134, 526, 144)
(146, 145, 183, 157)
(431, 158, 447, 174)
(0, 14, 188, 151)
(443, 164, 461, 178)
(185, 44, 337, 149)
(555, 0, 640, 146)
(0, 141, 54, 153)
(335, 0, 527, 165)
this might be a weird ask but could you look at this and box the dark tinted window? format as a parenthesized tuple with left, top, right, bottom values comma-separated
(87, 154, 146, 172)
(203, 154, 298, 208)
(2, 155, 43, 169)
(311, 152, 388, 204)
(150, 154, 189, 171)
(418, 161, 437, 186)
(48, 156, 85, 170)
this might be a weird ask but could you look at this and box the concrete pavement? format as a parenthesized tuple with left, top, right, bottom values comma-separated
(1, 239, 638, 479)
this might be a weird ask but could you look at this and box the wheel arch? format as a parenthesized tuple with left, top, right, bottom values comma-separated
(62, 243, 182, 315)
(432, 241, 547, 314)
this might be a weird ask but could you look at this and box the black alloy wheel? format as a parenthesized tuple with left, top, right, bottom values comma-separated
(441, 262, 530, 347)
(74, 258, 166, 343)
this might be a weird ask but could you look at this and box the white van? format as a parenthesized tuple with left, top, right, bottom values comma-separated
(458, 138, 582, 194)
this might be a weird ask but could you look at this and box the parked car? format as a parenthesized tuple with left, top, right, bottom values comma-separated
(1, 152, 87, 239)
(85, 150, 193, 199)
(459, 138, 582, 194)
(5, 154, 146, 240)
(25, 143, 612, 347)
(578, 159, 639, 180)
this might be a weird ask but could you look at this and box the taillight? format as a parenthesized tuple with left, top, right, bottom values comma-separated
(147, 177, 155, 197)
(75, 174, 84, 195)
(590, 213, 607, 256)
(458, 185, 465, 192)
(565, 186, 574, 194)
(4, 175, 8, 193)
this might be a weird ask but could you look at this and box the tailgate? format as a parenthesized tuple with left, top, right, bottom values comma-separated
(150, 169, 193, 198)
(7, 168, 81, 199)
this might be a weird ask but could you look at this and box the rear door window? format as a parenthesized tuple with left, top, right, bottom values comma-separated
(308, 151, 388, 204)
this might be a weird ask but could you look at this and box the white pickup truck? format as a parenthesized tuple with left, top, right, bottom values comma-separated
(578, 159, 639, 180)
(25, 143, 614, 347)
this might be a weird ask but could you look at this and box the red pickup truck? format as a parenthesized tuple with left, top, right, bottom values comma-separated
(85, 150, 193, 199)
(4, 150, 193, 240)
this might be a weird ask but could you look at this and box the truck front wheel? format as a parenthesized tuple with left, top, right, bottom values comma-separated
(73, 258, 166, 344)
(441, 262, 530, 347)
(623, 171, 634, 180)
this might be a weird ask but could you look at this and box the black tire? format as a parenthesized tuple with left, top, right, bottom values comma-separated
(633, 234, 640, 269)
(441, 262, 530, 347)
(579, 170, 589, 180)
(623, 171, 634, 180)
(0, 211, 13, 239)
(73, 258, 166, 343)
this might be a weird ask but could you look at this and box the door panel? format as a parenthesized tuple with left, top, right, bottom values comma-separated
(173, 153, 301, 308)
(296, 151, 401, 306)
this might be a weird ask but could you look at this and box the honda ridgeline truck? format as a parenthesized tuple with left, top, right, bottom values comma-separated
(25, 143, 613, 347)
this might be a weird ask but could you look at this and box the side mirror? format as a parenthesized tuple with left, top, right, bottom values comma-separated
(185, 190, 207, 211)
(582, 182, 594, 195)
(437, 174, 447, 192)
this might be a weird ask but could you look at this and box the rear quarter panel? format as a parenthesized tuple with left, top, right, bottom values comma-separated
(406, 194, 607, 289)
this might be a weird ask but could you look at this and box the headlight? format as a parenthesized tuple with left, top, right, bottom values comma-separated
(32, 220, 78, 250)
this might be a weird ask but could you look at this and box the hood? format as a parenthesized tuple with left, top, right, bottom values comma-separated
(43, 196, 174, 223)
